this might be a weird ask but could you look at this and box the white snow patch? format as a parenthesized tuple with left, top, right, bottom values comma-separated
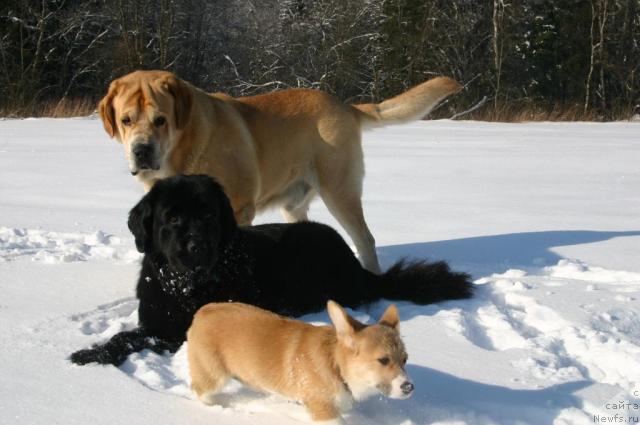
(0, 226, 140, 263)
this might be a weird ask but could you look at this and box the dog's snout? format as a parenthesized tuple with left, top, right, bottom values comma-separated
(400, 381, 414, 395)
(133, 143, 152, 163)
(186, 239, 201, 254)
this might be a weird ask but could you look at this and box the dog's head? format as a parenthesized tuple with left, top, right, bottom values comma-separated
(99, 70, 192, 177)
(328, 301, 413, 401)
(128, 175, 236, 274)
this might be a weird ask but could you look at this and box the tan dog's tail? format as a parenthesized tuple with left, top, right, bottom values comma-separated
(352, 77, 462, 129)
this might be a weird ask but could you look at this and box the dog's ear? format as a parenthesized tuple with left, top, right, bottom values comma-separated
(327, 300, 364, 348)
(165, 75, 192, 129)
(99, 80, 120, 139)
(378, 304, 400, 331)
(128, 196, 154, 253)
(200, 176, 238, 247)
(217, 190, 238, 247)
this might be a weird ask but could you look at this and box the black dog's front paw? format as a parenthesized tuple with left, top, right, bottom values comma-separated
(70, 347, 108, 365)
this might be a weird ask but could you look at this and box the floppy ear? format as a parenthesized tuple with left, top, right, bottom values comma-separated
(327, 301, 362, 348)
(198, 175, 238, 247)
(165, 75, 192, 129)
(128, 196, 154, 253)
(98, 80, 120, 139)
(378, 304, 400, 330)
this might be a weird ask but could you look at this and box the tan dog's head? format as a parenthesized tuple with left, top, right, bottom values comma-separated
(99, 70, 192, 177)
(328, 301, 413, 401)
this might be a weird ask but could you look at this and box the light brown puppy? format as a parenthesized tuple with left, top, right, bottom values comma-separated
(99, 70, 461, 272)
(187, 301, 412, 424)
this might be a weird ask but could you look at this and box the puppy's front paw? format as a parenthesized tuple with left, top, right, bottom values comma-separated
(316, 417, 347, 425)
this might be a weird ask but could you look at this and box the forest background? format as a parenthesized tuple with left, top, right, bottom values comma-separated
(1, 0, 638, 121)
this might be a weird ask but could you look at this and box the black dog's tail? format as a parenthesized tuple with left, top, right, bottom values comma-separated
(368, 259, 473, 304)
(70, 328, 181, 366)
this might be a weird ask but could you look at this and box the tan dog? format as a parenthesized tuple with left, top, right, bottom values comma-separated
(99, 70, 461, 272)
(187, 301, 412, 424)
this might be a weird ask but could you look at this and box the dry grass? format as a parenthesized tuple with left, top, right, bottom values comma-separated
(1, 97, 634, 122)
(0, 97, 96, 118)
(434, 100, 635, 122)
(468, 102, 599, 122)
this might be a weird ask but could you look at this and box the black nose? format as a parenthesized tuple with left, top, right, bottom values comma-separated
(132, 144, 152, 165)
(401, 381, 414, 394)
(186, 239, 201, 254)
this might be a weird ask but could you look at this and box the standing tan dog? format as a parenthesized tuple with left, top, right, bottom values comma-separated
(99, 70, 461, 272)
(187, 301, 412, 424)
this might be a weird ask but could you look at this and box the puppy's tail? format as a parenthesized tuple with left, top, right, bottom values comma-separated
(369, 259, 473, 304)
(70, 328, 181, 366)
(352, 77, 462, 129)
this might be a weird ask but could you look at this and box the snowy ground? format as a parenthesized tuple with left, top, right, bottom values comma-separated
(1, 118, 639, 425)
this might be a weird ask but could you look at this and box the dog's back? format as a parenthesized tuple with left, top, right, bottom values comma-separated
(188, 303, 341, 405)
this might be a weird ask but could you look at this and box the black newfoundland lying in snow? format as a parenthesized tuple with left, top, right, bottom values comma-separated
(71, 175, 472, 366)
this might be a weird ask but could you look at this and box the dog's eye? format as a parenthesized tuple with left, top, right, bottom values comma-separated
(169, 216, 180, 225)
(377, 357, 390, 366)
(402, 356, 408, 365)
(121, 116, 131, 126)
(154, 116, 166, 127)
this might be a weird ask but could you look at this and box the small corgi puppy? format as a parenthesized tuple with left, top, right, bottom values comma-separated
(187, 301, 413, 424)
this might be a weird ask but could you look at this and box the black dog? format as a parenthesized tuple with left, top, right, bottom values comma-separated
(71, 175, 472, 366)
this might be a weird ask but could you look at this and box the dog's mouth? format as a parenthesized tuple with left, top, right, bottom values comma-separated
(167, 248, 216, 275)
(131, 163, 161, 176)
(376, 383, 392, 397)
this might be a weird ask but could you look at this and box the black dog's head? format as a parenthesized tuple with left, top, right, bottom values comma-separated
(128, 175, 237, 273)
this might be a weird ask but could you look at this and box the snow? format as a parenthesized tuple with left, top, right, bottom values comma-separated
(1, 118, 639, 425)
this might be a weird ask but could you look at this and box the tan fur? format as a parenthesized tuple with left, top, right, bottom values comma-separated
(99, 70, 462, 272)
(187, 301, 411, 423)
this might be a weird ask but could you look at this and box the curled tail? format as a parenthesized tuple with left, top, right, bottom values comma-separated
(369, 259, 473, 304)
(352, 77, 462, 129)
(70, 328, 181, 366)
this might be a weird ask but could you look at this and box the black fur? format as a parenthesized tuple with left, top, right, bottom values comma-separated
(70, 175, 472, 366)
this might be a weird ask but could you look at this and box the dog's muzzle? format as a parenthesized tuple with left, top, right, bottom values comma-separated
(131, 143, 160, 175)
(387, 373, 414, 399)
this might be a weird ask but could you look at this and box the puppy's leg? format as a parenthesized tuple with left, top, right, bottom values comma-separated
(189, 352, 230, 405)
(318, 188, 380, 274)
(304, 399, 345, 424)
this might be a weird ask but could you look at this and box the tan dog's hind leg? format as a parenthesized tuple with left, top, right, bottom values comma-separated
(320, 189, 380, 273)
(315, 116, 380, 273)
(315, 151, 380, 273)
(280, 187, 316, 223)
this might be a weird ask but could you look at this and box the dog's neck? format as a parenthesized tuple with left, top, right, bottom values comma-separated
(147, 254, 213, 309)
(330, 336, 378, 402)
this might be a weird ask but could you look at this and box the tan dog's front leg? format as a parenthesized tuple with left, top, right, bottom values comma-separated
(305, 399, 346, 424)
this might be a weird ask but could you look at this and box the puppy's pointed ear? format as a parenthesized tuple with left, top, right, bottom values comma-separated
(99, 80, 120, 139)
(128, 196, 153, 253)
(165, 75, 192, 129)
(327, 301, 362, 348)
(378, 304, 400, 330)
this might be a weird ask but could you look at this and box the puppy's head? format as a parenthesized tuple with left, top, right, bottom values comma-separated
(328, 301, 413, 401)
(99, 70, 192, 177)
(128, 175, 236, 274)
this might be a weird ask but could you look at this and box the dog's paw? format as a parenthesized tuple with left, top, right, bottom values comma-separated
(69, 347, 104, 365)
